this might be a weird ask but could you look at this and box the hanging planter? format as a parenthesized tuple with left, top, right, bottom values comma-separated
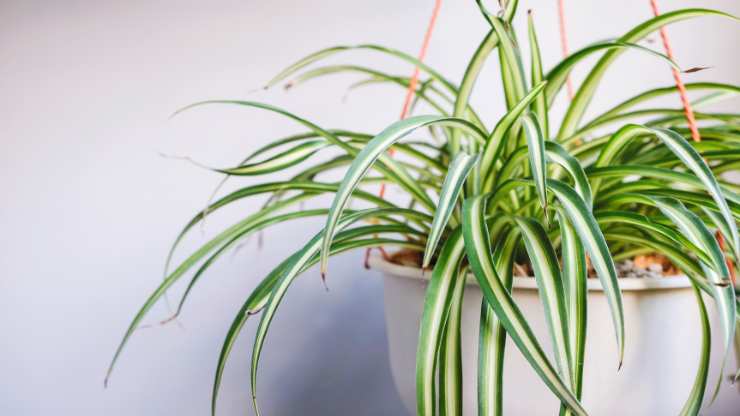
(375, 256, 723, 415)
(108, 1, 740, 414)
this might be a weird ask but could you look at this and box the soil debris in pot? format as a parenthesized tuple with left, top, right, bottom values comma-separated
(385, 249, 682, 278)
(388, 249, 424, 268)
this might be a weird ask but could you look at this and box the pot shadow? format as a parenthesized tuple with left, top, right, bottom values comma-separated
(263, 259, 408, 415)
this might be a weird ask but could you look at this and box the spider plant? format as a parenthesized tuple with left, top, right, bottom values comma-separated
(108, 1, 740, 415)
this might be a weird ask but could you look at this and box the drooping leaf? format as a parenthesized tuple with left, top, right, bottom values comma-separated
(438, 267, 466, 416)
(416, 230, 467, 416)
(559, 8, 737, 138)
(545, 142, 592, 209)
(557, 209, 588, 411)
(320, 115, 487, 276)
(479, 82, 548, 190)
(547, 179, 624, 367)
(545, 41, 678, 108)
(650, 197, 729, 280)
(462, 194, 586, 415)
(250, 208, 428, 414)
(588, 82, 740, 126)
(218, 140, 327, 176)
(678, 285, 712, 416)
(423, 152, 479, 268)
(521, 114, 548, 214)
(514, 216, 572, 388)
(212, 228, 424, 415)
(477, 230, 518, 416)
(596, 125, 740, 261)
(450, 0, 519, 156)
(527, 10, 548, 137)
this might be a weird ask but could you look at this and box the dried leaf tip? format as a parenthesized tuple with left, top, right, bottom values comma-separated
(683, 66, 711, 74)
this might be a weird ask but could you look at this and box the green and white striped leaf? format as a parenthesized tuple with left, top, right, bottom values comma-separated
(478, 231, 518, 416)
(678, 285, 712, 416)
(250, 208, 427, 414)
(595, 210, 708, 263)
(547, 179, 624, 367)
(218, 140, 326, 175)
(416, 229, 467, 416)
(650, 197, 729, 279)
(545, 142, 592, 209)
(480, 81, 547, 189)
(438, 267, 466, 416)
(212, 228, 423, 415)
(559, 8, 736, 138)
(521, 114, 548, 213)
(265, 43, 458, 94)
(527, 10, 548, 137)
(320, 115, 487, 276)
(423, 152, 479, 268)
(163, 180, 395, 280)
(597, 124, 740, 262)
(449, 26, 501, 155)
(514, 217, 572, 388)
(108, 188, 388, 387)
(649, 196, 736, 390)
(174, 100, 435, 215)
(545, 40, 677, 107)
(485, 15, 526, 103)
(589, 82, 740, 126)
(558, 209, 588, 411)
(462, 194, 586, 415)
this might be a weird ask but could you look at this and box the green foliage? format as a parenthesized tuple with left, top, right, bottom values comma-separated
(110, 3, 739, 415)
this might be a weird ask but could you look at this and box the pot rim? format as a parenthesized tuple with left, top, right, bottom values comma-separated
(369, 255, 693, 292)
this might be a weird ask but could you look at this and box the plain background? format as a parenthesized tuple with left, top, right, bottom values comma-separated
(2, 0, 739, 414)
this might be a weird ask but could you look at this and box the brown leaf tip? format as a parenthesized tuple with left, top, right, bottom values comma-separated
(683, 66, 711, 74)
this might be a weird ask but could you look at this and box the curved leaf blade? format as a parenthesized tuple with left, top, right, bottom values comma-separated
(521, 114, 548, 213)
(480, 81, 547, 189)
(477, 231, 518, 416)
(597, 125, 740, 262)
(559, 8, 737, 138)
(416, 230, 467, 416)
(514, 217, 572, 388)
(547, 179, 624, 367)
(462, 195, 586, 415)
(423, 152, 479, 268)
(320, 115, 487, 275)
(558, 209, 588, 406)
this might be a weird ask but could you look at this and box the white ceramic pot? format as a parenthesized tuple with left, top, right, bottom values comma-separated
(372, 257, 739, 415)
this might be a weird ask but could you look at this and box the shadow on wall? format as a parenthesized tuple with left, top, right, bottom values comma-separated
(254, 262, 408, 416)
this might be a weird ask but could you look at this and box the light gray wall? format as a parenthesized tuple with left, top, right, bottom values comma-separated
(1, 1, 739, 415)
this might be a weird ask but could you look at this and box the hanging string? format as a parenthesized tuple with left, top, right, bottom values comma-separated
(380, 0, 443, 198)
(365, 0, 443, 268)
(649, 0, 701, 142)
(557, 0, 574, 100)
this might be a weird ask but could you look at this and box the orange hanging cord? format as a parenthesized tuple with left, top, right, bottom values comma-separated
(557, 0, 574, 100)
(382, 0, 443, 196)
(649, 0, 701, 143)
(364, 0, 443, 268)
